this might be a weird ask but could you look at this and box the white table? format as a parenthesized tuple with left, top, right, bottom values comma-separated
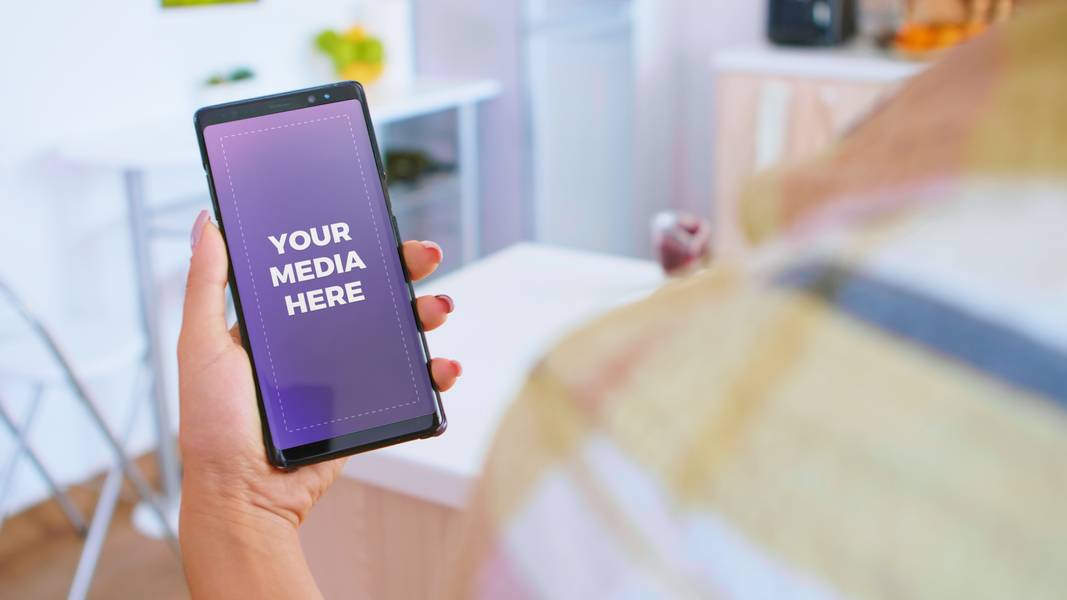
(57, 79, 502, 261)
(342, 243, 663, 507)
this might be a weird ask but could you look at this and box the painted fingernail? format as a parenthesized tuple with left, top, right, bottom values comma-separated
(435, 294, 454, 313)
(450, 360, 463, 377)
(190, 210, 210, 251)
(420, 240, 442, 258)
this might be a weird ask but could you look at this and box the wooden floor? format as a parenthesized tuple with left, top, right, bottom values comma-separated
(0, 455, 463, 599)
(0, 456, 187, 599)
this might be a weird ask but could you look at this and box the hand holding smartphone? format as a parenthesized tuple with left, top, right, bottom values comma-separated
(194, 82, 447, 468)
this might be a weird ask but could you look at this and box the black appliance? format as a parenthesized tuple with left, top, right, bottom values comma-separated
(768, 0, 856, 46)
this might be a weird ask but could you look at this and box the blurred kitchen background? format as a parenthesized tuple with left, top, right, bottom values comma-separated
(0, 0, 1012, 597)
(0, 0, 763, 514)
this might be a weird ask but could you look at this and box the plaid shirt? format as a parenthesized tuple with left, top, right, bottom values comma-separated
(448, 5, 1067, 599)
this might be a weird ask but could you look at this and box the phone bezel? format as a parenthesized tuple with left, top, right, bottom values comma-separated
(194, 81, 446, 470)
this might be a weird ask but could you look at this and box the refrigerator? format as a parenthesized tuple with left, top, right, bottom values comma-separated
(525, 0, 637, 255)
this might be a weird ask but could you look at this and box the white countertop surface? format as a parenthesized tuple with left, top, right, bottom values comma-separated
(55, 79, 502, 171)
(342, 243, 663, 508)
(714, 44, 925, 84)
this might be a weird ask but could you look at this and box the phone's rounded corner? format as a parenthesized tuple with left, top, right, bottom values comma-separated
(337, 80, 365, 96)
(427, 408, 448, 438)
(193, 106, 217, 132)
(266, 445, 292, 471)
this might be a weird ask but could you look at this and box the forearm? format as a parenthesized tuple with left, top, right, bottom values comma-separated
(180, 492, 322, 599)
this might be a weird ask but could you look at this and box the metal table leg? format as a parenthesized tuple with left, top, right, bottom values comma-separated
(457, 103, 481, 264)
(123, 169, 181, 504)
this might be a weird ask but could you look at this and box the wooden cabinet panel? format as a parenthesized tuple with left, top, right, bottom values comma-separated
(299, 477, 462, 599)
(713, 73, 764, 257)
(713, 72, 897, 257)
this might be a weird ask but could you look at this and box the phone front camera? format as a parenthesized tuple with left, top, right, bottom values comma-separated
(307, 95, 317, 103)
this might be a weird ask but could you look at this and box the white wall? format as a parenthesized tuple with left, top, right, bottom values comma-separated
(0, 0, 410, 515)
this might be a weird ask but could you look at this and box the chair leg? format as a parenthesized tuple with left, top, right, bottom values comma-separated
(67, 462, 124, 600)
(0, 387, 40, 530)
(0, 388, 87, 535)
(69, 370, 145, 600)
(26, 321, 179, 551)
(0, 282, 179, 551)
(68, 380, 179, 552)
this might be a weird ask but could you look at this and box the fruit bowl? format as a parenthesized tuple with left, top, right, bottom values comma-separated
(315, 26, 386, 85)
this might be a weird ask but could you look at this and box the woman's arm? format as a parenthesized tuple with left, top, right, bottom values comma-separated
(178, 211, 461, 597)
(180, 490, 321, 599)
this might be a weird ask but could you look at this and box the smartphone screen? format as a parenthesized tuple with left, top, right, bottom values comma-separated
(196, 83, 444, 467)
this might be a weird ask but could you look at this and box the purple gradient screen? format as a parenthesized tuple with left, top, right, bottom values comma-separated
(203, 100, 436, 450)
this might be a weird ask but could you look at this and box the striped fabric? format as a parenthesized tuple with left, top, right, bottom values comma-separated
(447, 4, 1067, 599)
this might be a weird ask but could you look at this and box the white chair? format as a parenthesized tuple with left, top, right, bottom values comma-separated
(0, 280, 178, 599)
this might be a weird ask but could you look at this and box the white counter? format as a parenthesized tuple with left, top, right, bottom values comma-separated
(342, 243, 663, 507)
(714, 44, 925, 84)
(56, 79, 502, 171)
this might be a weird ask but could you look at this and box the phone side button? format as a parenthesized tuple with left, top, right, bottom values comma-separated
(391, 216, 401, 240)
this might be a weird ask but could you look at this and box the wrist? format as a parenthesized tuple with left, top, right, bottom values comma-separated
(180, 480, 320, 599)
(180, 452, 308, 525)
(180, 505, 299, 566)
(180, 475, 298, 543)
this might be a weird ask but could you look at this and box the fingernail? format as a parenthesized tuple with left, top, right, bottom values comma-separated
(420, 240, 442, 258)
(435, 294, 454, 313)
(190, 210, 210, 251)
(450, 360, 463, 377)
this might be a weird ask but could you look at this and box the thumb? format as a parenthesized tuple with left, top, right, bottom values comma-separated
(179, 210, 233, 357)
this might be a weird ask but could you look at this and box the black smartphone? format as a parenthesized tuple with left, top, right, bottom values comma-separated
(195, 82, 446, 469)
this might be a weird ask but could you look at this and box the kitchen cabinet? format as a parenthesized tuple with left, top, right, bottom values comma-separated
(712, 44, 924, 257)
